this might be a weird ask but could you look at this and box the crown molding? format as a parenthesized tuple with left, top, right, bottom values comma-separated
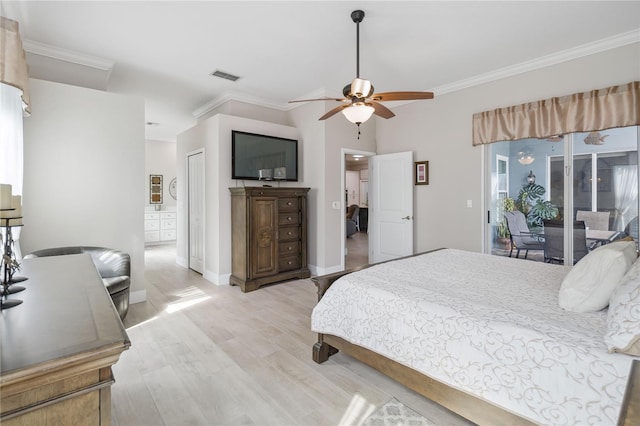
(431, 29, 640, 96)
(23, 39, 114, 73)
(192, 91, 294, 119)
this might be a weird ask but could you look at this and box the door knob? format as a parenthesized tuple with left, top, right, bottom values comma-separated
(401, 216, 413, 220)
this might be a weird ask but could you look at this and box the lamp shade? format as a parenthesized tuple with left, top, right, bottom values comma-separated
(342, 104, 374, 124)
(0, 17, 30, 113)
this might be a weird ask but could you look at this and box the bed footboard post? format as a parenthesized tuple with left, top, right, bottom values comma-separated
(311, 269, 362, 364)
(313, 335, 338, 364)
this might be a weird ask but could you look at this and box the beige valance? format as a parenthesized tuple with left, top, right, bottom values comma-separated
(0, 16, 30, 114)
(472, 81, 640, 146)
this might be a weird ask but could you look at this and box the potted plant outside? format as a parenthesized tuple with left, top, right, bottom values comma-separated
(516, 183, 559, 229)
(496, 197, 515, 249)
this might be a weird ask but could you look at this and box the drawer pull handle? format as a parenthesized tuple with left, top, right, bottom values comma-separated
(287, 216, 292, 221)
(288, 261, 293, 265)
(288, 246, 292, 250)
(287, 231, 292, 235)
(287, 202, 292, 206)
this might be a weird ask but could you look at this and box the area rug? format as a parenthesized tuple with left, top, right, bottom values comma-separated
(362, 398, 437, 426)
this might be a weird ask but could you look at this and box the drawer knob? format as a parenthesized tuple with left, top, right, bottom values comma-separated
(288, 261, 293, 265)
(287, 216, 292, 221)
(287, 202, 292, 206)
(288, 246, 292, 250)
(287, 231, 292, 236)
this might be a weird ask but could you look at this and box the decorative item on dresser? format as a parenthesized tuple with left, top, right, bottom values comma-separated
(144, 209, 176, 244)
(229, 187, 310, 292)
(0, 183, 27, 310)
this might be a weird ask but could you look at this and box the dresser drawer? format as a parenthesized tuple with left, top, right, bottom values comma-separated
(161, 219, 176, 230)
(279, 212, 300, 226)
(279, 241, 300, 256)
(144, 213, 160, 220)
(145, 231, 160, 242)
(279, 255, 301, 272)
(161, 212, 176, 220)
(279, 226, 300, 241)
(278, 197, 299, 212)
(145, 220, 160, 231)
(161, 230, 176, 241)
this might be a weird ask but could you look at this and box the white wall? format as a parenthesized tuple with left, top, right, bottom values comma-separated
(376, 43, 640, 254)
(145, 139, 177, 208)
(22, 79, 146, 302)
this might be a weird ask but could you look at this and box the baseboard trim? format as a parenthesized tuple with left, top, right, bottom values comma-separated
(309, 264, 343, 277)
(203, 270, 231, 286)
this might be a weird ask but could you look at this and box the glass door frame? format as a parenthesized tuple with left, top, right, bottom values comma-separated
(483, 127, 640, 264)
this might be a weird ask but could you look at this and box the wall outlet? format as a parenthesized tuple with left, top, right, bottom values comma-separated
(466, 200, 472, 208)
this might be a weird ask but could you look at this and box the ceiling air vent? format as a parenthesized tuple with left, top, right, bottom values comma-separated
(210, 70, 240, 82)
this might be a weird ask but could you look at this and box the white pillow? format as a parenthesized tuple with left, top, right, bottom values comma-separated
(558, 241, 637, 312)
(605, 257, 640, 355)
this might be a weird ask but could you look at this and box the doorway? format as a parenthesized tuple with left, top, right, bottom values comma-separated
(342, 149, 374, 269)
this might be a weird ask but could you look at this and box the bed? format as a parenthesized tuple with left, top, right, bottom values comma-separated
(311, 248, 640, 425)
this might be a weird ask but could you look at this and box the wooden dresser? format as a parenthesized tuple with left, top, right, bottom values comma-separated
(0, 254, 130, 425)
(229, 186, 311, 292)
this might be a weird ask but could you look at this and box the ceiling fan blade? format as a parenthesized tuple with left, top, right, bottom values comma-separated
(288, 97, 346, 103)
(370, 102, 395, 119)
(319, 104, 350, 120)
(370, 91, 434, 101)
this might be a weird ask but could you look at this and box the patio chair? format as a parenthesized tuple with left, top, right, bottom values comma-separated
(576, 210, 610, 230)
(542, 220, 589, 264)
(504, 211, 545, 259)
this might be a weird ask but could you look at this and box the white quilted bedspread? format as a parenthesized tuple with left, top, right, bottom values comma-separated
(311, 249, 636, 425)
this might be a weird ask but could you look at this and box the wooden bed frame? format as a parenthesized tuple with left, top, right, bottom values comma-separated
(311, 256, 639, 426)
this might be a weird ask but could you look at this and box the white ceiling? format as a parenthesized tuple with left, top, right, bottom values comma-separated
(3, 1, 640, 142)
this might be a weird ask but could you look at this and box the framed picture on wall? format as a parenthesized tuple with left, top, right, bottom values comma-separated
(415, 161, 429, 185)
(150, 174, 163, 204)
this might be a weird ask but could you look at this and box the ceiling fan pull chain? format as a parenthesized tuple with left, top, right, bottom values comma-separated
(357, 123, 361, 140)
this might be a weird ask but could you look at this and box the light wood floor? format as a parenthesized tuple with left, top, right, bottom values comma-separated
(112, 244, 472, 426)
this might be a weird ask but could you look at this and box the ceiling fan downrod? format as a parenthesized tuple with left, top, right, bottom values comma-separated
(351, 10, 365, 79)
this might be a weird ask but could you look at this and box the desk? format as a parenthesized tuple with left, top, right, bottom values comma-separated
(587, 229, 618, 246)
(1, 254, 130, 425)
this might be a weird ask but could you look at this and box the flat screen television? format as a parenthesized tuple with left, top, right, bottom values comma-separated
(232, 130, 298, 181)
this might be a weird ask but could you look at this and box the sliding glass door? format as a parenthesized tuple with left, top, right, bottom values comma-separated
(486, 126, 639, 264)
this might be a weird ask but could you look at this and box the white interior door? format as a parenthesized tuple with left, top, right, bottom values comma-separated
(188, 151, 204, 273)
(369, 151, 414, 263)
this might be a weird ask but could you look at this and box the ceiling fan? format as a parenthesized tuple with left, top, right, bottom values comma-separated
(289, 10, 434, 127)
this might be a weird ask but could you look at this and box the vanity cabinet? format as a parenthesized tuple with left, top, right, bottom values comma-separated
(144, 210, 176, 244)
(229, 187, 310, 292)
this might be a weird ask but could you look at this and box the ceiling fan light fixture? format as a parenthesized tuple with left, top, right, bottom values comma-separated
(517, 150, 535, 165)
(342, 103, 374, 124)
